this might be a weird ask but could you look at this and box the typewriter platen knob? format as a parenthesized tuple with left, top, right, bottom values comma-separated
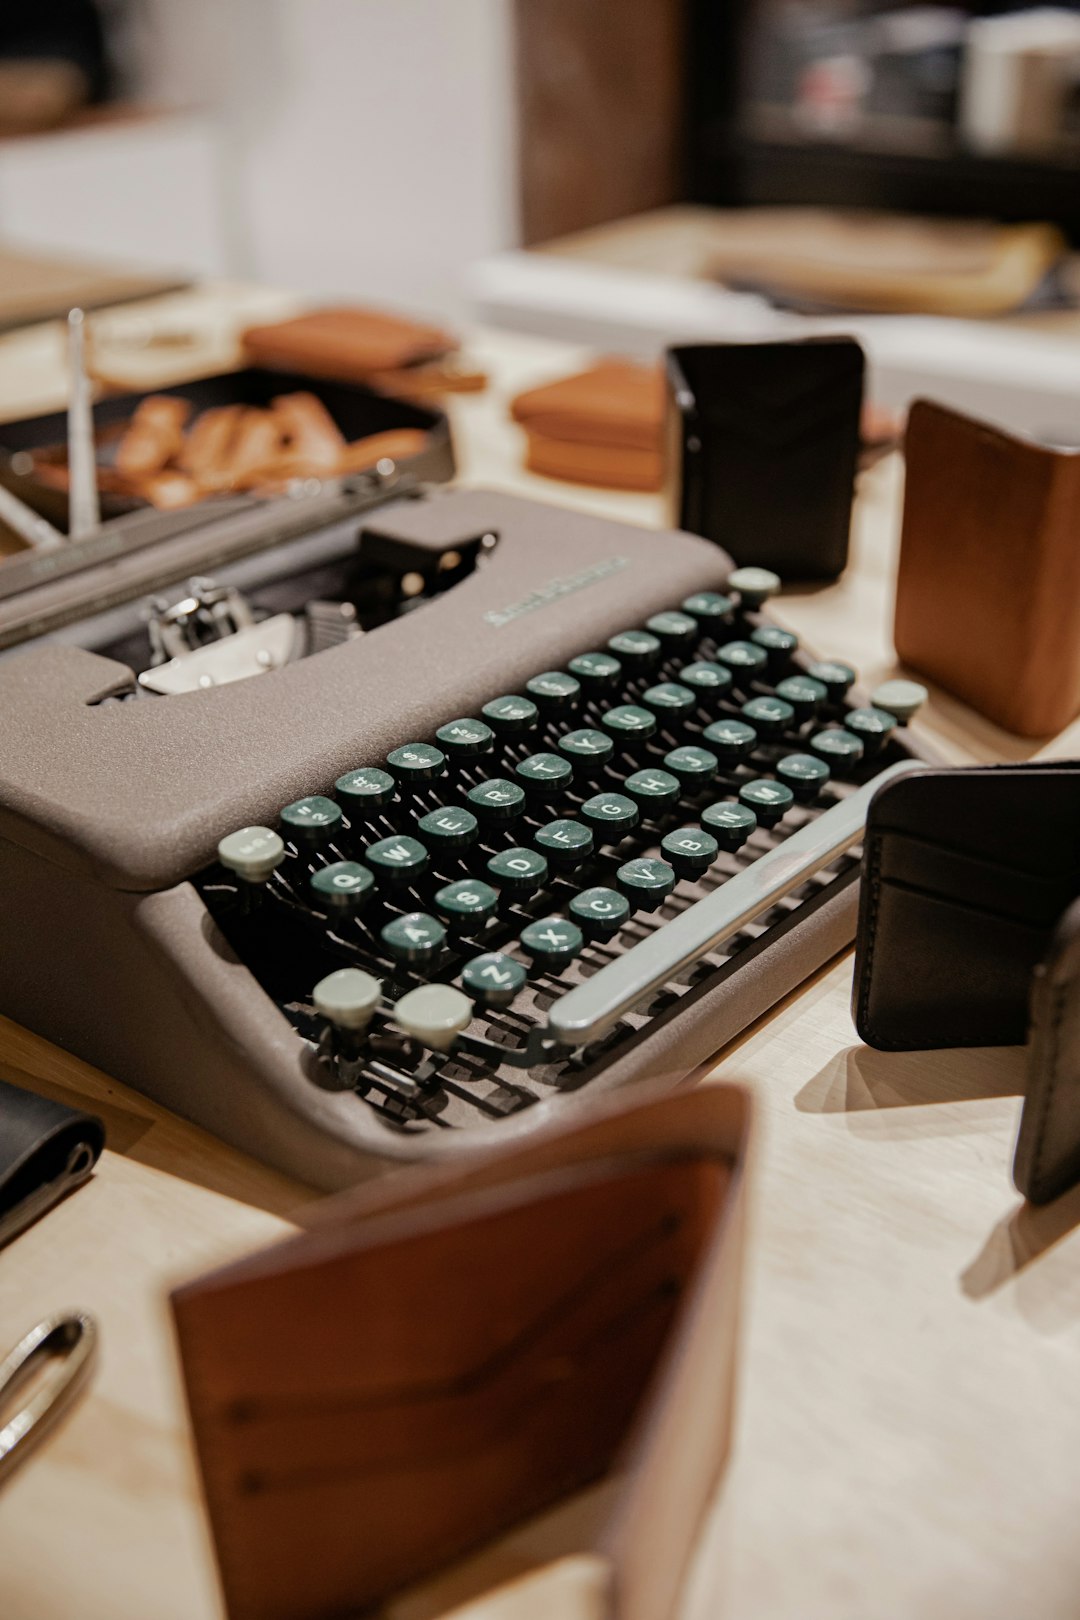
(393, 984, 474, 1052)
(727, 566, 781, 610)
(313, 966, 381, 1031)
(870, 679, 928, 724)
(217, 826, 285, 883)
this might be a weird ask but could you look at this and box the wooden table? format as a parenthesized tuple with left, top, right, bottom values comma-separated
(1, 302, 1079, 1620)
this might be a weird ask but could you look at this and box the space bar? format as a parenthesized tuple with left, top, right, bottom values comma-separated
(547, 759, 923, 1047)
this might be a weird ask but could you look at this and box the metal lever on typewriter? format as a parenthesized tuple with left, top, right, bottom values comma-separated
(139, 579, 359, 695)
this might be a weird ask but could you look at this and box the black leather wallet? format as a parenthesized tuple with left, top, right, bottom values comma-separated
(0, 1079, 105, 1248)
(665, 337, 864, 580)
(852, 763, 1080, 1202)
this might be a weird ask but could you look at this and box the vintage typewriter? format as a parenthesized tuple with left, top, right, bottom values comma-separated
(0, 486, 927, 1188)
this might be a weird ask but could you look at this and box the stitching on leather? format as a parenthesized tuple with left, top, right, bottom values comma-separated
(1027, 978, 1070, 1199)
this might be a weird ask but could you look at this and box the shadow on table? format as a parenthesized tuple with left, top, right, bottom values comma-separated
(962, 1183, 1080, 1329)
(794, 1044, 1025, 1130)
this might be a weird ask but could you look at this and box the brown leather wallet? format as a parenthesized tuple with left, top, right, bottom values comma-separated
(895, 399, 1080, 738)
(172, 1085, 751, 1620)
(510, 360, 667, 492)
(241, 306, 485, 397)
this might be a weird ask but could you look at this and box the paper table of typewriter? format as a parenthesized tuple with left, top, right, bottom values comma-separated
(0, 490, 925, 1188)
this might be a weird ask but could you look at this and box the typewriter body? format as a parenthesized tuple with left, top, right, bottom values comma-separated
(0, 487, 925, 1189)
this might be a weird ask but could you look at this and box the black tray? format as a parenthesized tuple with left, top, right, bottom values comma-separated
(0, 365, 451, 530)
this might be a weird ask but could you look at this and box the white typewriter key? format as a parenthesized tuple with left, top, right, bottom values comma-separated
(393, 984, 474, 1052)
(727, 566, 781, 610)
(217, 826, 285, 883)
(312, 967, 382, 1031)
(870, 679, 928, 724)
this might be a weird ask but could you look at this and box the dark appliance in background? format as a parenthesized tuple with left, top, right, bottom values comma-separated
(687, 1, 1080, 242)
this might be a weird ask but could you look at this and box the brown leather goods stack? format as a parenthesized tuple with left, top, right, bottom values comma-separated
(510, 358, 667, 491)
(241, 306, 487, 399)
(172, 1085, 752, 1620)
(895, 398, 1080, 737)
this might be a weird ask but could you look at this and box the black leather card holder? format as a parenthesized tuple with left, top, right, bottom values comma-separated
(0, 1078, 105, 1247)
(854, 764, 1080, 1052)
(666, 337, 864, 580)
(853, 764, 1080, 1203)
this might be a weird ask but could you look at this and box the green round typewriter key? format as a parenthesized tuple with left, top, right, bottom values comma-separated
(844, 706, 897, 753)
(600, 704, 657, 741)
(678, 660, 733, 697)
(661, 826, 719, 878)
(580, 793, 640, 835)
(869, 679, 928, 724)
(738, 777, 795, 826)
(217, 825, 285, 883)
(806, 660, 857, 702)
(481, 694, 538, 734)
(727, 565, 781, 610)
(702, 800, 758, 851)
(366, 834, 430, 883)
(514, 752, 574, 796)
(717, 639, 769, 678)
(810, 727, 865, 772)
(466, 777, 527, 823)
(435, 717, 495, 757)
(417, 805, 480, 850)
(774, 674, 827, 721)
(386, 742, 446, 783)
(624, 767, 682, 809)
(607, 629, 661, 669)
(645, 610, 698, 649)
(534, 818, 594, 866)
(702, 718, 757, 761)
(664, 745, 719, 789)
(310, 860, 375, 912)
(392, 983, 473, 1052)
(280, 795, 343, 844)
(526, 670, 581, 711)
(462, 951, 528, 1009)
(775, 752, 831, 802)
(681, 591, 735, 627)
(568, 650, 621, 690)
(486, 846, 549, 894)
(557, 727, 615, 770)
(751, 625, 799, 665)
(434, 879, 500, 929)
(335, 766, 396, 810)
(381, 911, 446, 964)
(312, 966, 382, 1031)
(642, 682, 696, 719)
(570, 885, 631, 939)
(520, 915, 584, 972)
(741, 695, 796, 736)
(616, 856, 677, 910)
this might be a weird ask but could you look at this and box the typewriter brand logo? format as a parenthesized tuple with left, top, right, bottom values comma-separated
(483, 556, 630, 629)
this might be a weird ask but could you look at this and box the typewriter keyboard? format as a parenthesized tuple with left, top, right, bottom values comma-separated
(198, 567, 925, 1137)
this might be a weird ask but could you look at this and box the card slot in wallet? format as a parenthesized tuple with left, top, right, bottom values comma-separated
(875, 832, 1071, 931)
(856, 878, 1045, 1049)
(172, 1087, 751, 1620)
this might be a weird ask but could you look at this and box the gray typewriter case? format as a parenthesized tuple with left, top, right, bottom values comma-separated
(0, 490, 923, 1190)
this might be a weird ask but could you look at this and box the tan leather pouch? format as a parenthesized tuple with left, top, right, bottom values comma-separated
(895, 399, 1080, 737)
(523, 426, 664, 491)
(172, 1086, 751, 1620)
(241, 306, 459, 384)
(510, 360, 665, 452)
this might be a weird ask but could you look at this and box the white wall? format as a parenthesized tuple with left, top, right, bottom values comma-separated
(119, 0, 520, 318)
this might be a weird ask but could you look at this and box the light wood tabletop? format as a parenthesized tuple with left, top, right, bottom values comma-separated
(1, 298, 1079, 1620)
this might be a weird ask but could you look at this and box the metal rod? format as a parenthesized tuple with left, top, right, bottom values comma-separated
(66, 308, 100, 540)
(0, 479, 65, 552)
